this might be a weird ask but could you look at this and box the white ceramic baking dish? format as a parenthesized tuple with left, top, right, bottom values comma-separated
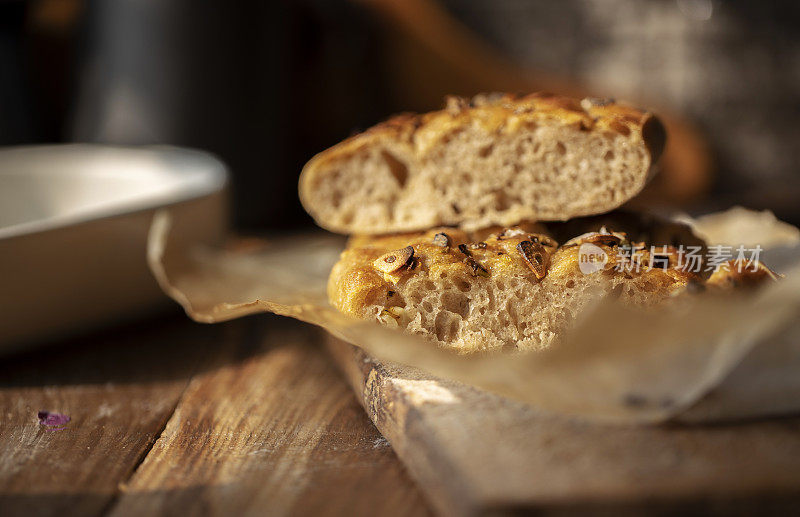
(0, 145, 228, 353)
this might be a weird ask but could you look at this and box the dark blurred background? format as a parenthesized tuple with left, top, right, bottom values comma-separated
(2, 0, 799, 230)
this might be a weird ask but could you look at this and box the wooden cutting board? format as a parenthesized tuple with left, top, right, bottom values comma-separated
(326, 336, 800, 516)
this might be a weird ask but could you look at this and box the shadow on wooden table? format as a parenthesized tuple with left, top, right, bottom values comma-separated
(0, 312, 430, 517)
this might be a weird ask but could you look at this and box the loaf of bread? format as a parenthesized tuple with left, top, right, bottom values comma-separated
(301, 92, 666, 234)
(328, 218, 775, 353)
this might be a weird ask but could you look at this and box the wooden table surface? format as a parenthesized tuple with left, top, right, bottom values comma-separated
(0, 312, 431, 517)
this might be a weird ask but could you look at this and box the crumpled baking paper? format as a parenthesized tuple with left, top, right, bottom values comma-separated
(147, 207, 800, 424)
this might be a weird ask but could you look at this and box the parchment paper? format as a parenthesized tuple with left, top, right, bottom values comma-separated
(147, 208, 800, 424)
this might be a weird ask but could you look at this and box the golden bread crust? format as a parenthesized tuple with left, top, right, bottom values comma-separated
(305, 92, 664, 177)
(330, 226, 690, 319)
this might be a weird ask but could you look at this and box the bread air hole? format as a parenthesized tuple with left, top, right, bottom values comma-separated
(494, 190, 511, 211)
(381, 149, 408, 187)
(434, 311, 460, 342)
(478, 143, 494, 158)
(441, 291, 469, 318)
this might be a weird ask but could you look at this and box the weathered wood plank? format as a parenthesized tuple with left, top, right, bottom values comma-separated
(326, 336, 800, 516)
(109, 315, 430, 517)
(0, 315, 218, 517)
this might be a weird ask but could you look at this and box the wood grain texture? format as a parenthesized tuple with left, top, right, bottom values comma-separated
(0, 316, 216, 517)
(108, 315, 430, 517)
(326, 336, 800, 516)
(1, 314, 430, 517)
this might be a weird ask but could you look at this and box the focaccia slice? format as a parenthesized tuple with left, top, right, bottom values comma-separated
(301, 92, 666, 234)
(329, 218, 774, 353)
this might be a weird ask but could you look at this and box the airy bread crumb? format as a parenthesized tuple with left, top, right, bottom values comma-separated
(328, 218, 774, 354)
(301, 93, 666, 234)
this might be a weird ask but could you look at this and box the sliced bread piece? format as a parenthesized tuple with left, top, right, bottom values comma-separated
(329, 219, 774, 354)
(301, 92, 666, 234)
